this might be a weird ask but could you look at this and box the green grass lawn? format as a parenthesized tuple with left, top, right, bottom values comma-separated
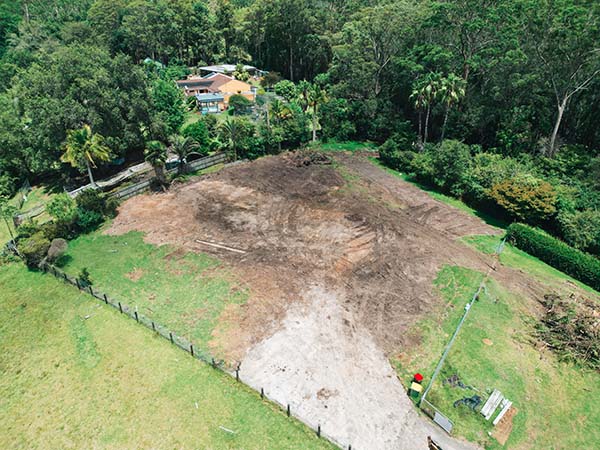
(315, 140, 377, 152)
(0, 262, 334, 450)
(394, 262, 600, 449)
(373, 157, 600, 448)
(58, 229, 246, 360)
(463, 234, 600, 298)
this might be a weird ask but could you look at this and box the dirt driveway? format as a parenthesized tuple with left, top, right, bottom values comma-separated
(107, 151, 503, 449)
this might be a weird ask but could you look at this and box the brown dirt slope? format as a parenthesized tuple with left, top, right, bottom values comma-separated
(106, 152, 537, 361)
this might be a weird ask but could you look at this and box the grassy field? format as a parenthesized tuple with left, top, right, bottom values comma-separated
(394, 258, 600, 449)
(57, 229, 245, 359)
(463, 234, 600, 297)
(0, 262, 333, 450)
(315, 140, 376, 152)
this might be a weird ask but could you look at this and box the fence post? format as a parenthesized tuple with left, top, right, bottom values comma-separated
(190, 344, 194, 357)
(103, 293, 108, 304)
(118, 302, 123, 313)
(235, 365, 240, 381)
(134, 311, 139, 322)
(169, 332, 174, 344)
(287, 404, 290, 417)
(63, 273, 67, 281)
(317, 425, 321, 438)
(89, 285, 93, 296)
(261, 388, 264, 399)
(75, 278, 80, 289)
(152, 321, 156, 332)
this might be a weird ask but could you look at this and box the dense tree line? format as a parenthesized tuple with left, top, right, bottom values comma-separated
(0, 0, 598, 254)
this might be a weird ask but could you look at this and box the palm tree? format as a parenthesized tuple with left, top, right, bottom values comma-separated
(170, 135, 200, 175)
(411, 72, 441, 144)
(410, 84, 427, 150)
(438, 74, 466, 141)
(144, 140, 168, 189)
(219, 118, 238, 161)
(269, 100, 291, 152)
(61, 124, 111, 187)
(307, 82, 328, 142)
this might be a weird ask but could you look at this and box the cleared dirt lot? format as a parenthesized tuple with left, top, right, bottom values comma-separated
(107, 151, 505, 449)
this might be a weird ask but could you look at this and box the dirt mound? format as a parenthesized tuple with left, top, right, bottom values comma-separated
(107, 152, 504, 358)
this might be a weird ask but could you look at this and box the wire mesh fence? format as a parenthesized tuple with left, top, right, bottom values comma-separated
(40, 261, 349, 450)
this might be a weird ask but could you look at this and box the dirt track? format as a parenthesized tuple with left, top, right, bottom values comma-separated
(107, 151, 509, 449)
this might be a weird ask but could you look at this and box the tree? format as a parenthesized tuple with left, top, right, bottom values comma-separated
(526, 0, 600, 156)
(306, 80, 328, 142)
(170, 135, 199, 174)
(228, 94, 253, 115)
(438, 73, 466, 141)
(412, 73, 442, 144)
(144, 140, 168, 189)
(219, 118, 240, 161)
(46, 193, 78, 225)
(61, 125, 112, 187)
(151, 78, 186, 135)
(410, 82, 427, 150)
(0, 197, 18, 242)
(274, 79, 297, 102)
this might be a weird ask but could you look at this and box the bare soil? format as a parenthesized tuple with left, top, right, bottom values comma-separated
(108, 152, 501, 359)
(106, 151, 546, 449)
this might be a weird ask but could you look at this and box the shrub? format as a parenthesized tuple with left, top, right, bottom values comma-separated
(47, 238, 68, 262)
(489, 176, 557, 224)
(78, 267, 92, 287)
(76, 189, 105, 214)
(506, 223, 600, 291)
(46, 193, 78, 225)
(227, 94, 252, 115)
(430, 140, 472, 196)
(464, 153, 532, 203)
(19, 231, 50, 267)
(557, 209, 600, 254)
(181, 121, 210, 149)
(75, 208, 104, 232)
(16, 220, 41, 240)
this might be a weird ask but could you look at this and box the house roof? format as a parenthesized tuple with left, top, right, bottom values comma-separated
(176, 78, 212, 89)
(198, 64, 256, 74)
(195, 93, 225, 102)
(218, 79, 253, 94)
(202, 72, 234, 91)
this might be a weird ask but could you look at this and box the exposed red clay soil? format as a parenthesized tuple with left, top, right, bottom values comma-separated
(107, 152, 505, 360)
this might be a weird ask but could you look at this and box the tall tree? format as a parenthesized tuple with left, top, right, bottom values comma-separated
(307, 79, 328, 142)
(438, 73, 466, 141)
(170, 134, 199, 175)
(526, 0, 600, 156)
(61, 125, 111, 187)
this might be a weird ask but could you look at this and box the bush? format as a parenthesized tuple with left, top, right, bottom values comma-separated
(506, 223, 600, 291)
(16, 220, 41, 240)
(47, 238, 68, 262)
(75, 208, 104, 232)
(430, 140, 472, 196)
(46, 193, 78, 225)
(181, 121, 210, 149)
(489, 176, 557, 224)
(19, 231, 50, 267)
(78, 267, 93, 287)
(557, 209, 600, 254)
(227, 94, 252, 115)
(76, 189, 105, 214)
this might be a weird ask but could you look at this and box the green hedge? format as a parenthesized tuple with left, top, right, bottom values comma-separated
(506, 223, 600, 292)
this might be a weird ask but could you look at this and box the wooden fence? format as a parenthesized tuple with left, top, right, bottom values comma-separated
(15, 153, 228, 221)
